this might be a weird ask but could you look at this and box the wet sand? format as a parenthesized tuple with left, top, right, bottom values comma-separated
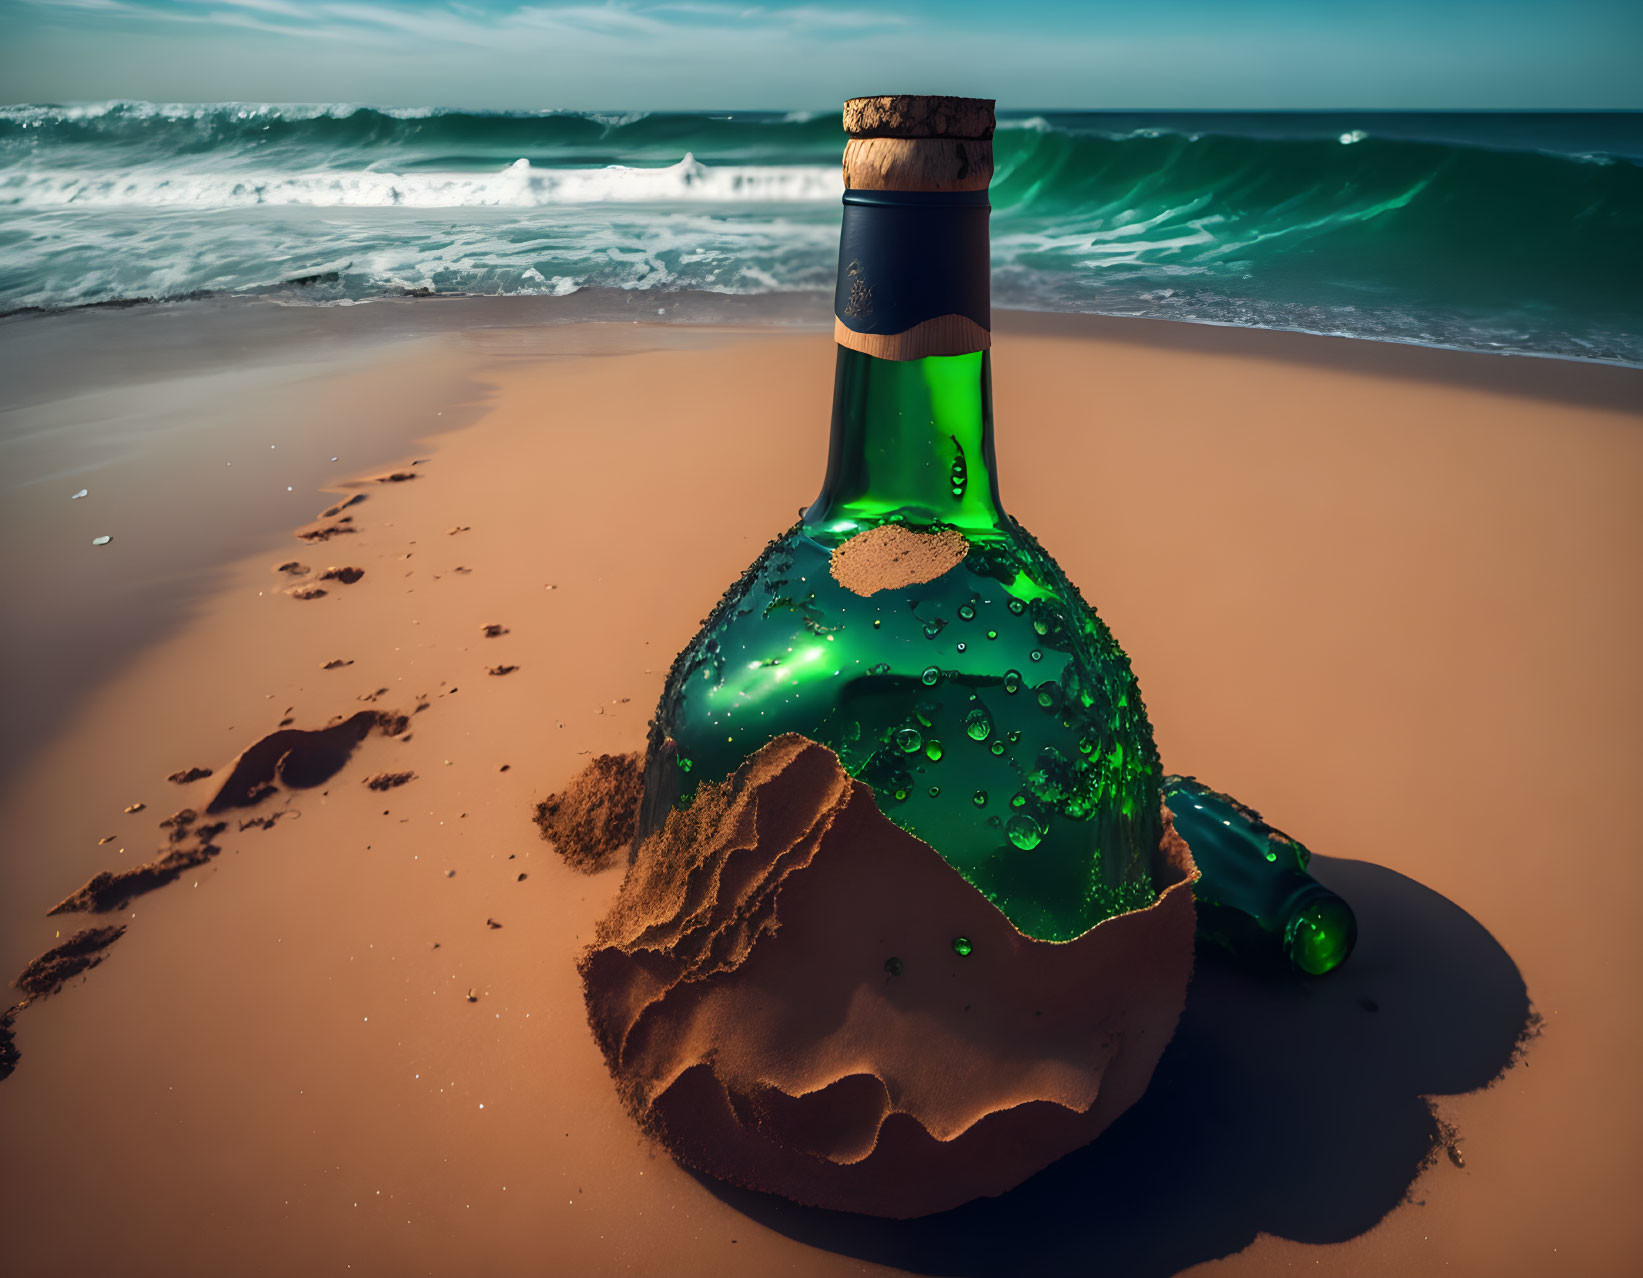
(1, 300, 1640, 1276)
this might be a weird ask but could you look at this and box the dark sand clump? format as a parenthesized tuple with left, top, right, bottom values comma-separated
(535, 752, 643, 874)
(296, 523, 357, 542)
(4, 928, 128, 1082)
(49, 839, 224, 915)
(829, 524, 970, 597)
(15, 926, 127, 997)
(578, 734, 1198, 1218)
(0, 1008, 17, 1081)
(319, 493, 366, 518)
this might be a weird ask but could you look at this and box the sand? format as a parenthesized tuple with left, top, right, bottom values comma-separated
(580, 734, 1197, 1218)
(0, 298, 1640, 1275)
(828, 524, 972, 595)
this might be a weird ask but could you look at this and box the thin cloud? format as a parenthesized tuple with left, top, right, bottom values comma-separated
(18, 0, 908, 44)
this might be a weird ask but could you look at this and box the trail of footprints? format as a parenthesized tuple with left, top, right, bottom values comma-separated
(2, 460, 534, 1081)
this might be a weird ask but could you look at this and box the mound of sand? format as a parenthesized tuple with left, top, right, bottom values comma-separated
(535, 752, 643, 874)
(579, 734, 1198, 1218)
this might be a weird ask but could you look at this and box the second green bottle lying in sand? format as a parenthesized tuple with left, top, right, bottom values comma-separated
(637, 93, 1355, 971)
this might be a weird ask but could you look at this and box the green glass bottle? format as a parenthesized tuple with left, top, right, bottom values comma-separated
(638, 96, 1160, 942)
(1163, 776, 1357, 975)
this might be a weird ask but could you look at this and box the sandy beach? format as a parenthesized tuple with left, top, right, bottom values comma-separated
(1, 298, 1640, 1276)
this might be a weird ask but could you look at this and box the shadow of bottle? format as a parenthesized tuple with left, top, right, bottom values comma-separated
(692, 855, 1534, 1276)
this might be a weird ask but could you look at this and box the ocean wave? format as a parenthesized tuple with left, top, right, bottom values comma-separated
(2, 103, 1639, 363)
(0, 155, 842, 209)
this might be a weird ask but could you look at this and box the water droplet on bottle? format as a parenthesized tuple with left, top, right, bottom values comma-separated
(1029, 650, 1043, 662)
(1007, 600, 1025, 614)
(884, 956, 903, 976)
(678, 757, 693, 773)
(1006, 813, 1043, 850)
(1010, 791, 1028, 808)
(972, 790, 987, 807)
(958, 604, 975, 621)
(1006, 730, 1021, 744)
(1003, 670, 1021, 694)
(896, 727, 923, 753)
(986, 630, 998, 640)
(989, 740, 1006, 756)
(927, 785, 940, 797)
(872, 618, 882, 629)
(964, 708, 992, 741)
(955, 642, 966, 652)
(868, 662, 891, 675)
(924, 622, 945, 639)
(921, 666, 940, 686)
(1264, 849, 1278, 863)
(952, 936, 974, 957)
(925, 739, 943, 762)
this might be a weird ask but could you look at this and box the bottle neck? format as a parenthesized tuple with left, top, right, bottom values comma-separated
(803, 346, 1006, 538)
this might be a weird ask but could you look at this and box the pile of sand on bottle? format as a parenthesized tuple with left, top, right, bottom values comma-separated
(539, 526, 1200, 1219)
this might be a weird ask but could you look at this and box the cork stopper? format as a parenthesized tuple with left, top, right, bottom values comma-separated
(843, 95, 995, 141)
(842, 95, 995, 194)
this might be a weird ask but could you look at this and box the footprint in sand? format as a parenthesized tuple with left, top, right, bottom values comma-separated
(208, 708, 409, 811)
(319, 494, 367, 519)
(286, 566, 364, 599)
(296, 522, 356, 543)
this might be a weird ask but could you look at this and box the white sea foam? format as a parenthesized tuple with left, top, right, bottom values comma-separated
(0, 155, 841, 210)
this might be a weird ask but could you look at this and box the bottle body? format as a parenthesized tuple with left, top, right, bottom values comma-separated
(640, 320, 1166, 944)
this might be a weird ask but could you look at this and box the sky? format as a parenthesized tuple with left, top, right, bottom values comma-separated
(2, 0, 1640, 110)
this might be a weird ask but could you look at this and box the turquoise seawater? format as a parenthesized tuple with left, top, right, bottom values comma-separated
(1, 103, 1639, 363)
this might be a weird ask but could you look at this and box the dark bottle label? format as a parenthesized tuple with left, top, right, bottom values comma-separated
(833, 189, 991, 351)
